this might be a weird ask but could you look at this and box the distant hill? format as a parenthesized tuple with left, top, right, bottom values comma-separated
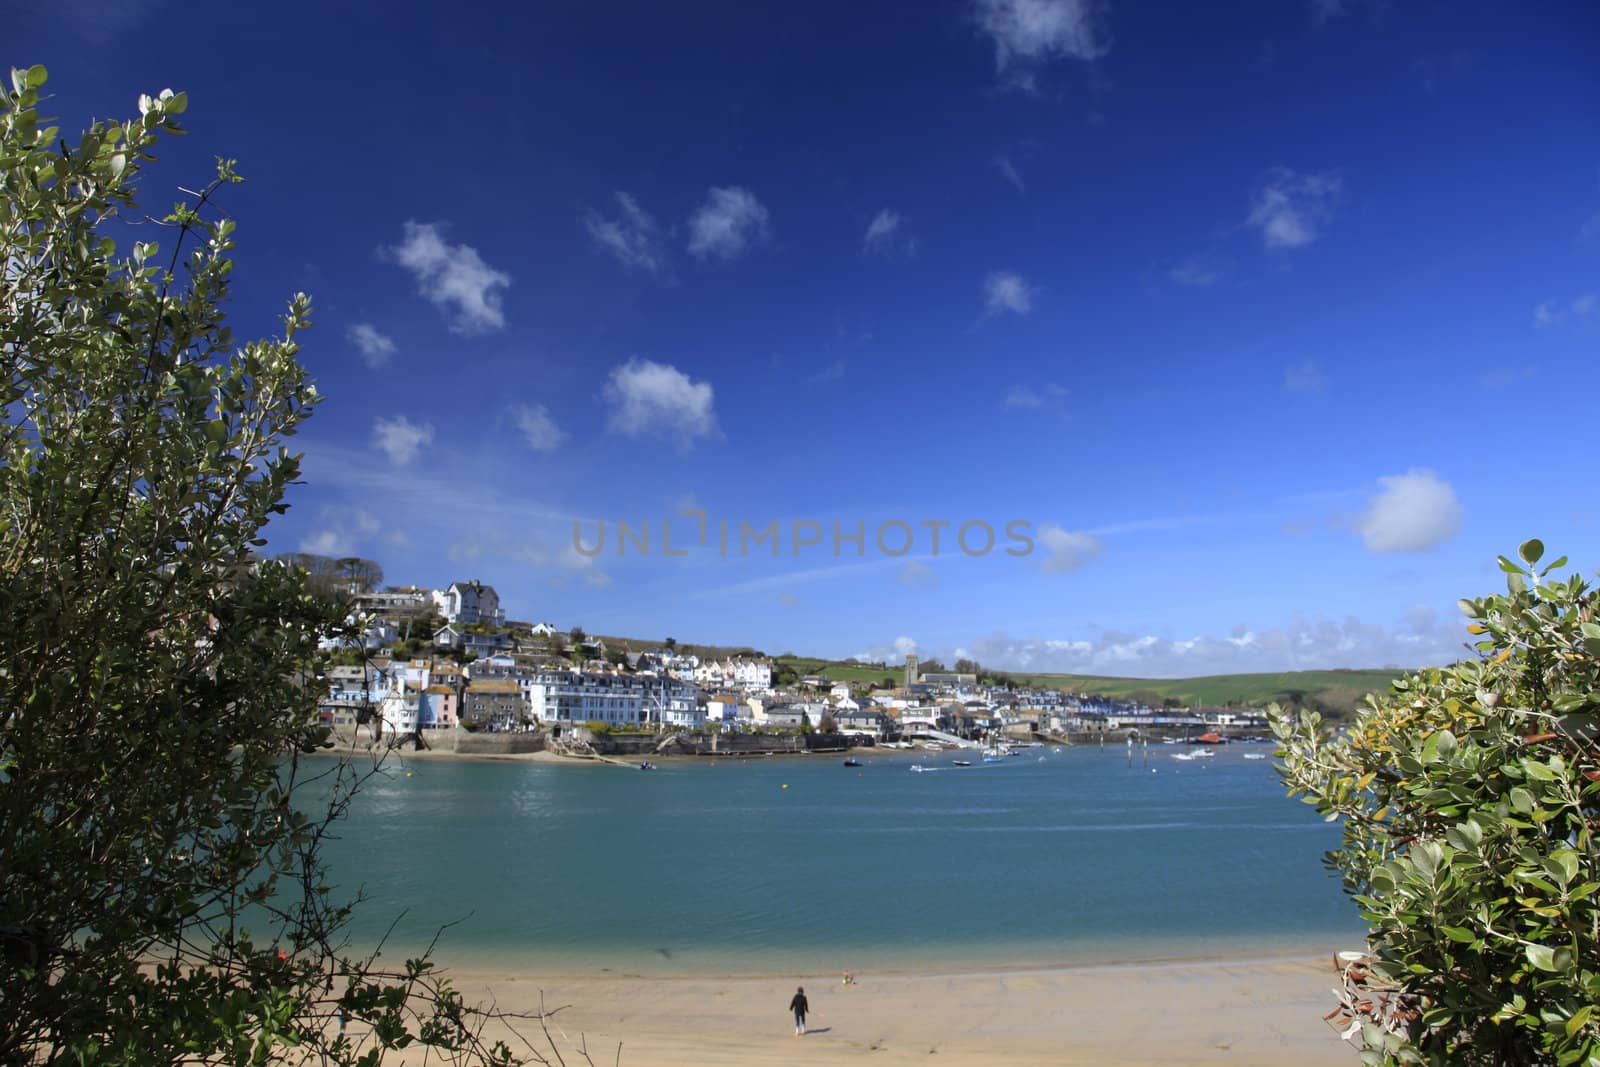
(999, 668, 1404, 714)
(773, 656, 1404, 715)
(575, 635, 1404, 716)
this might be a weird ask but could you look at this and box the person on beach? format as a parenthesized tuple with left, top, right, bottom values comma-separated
(789, 986, 809, 1036)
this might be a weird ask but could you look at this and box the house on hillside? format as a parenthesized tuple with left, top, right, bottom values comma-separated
(434, 581, 505, 627)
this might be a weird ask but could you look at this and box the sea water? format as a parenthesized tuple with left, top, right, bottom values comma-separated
(313, 745, 1367, 974)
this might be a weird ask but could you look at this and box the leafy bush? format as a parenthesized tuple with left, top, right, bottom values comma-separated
(1276, 540, 1599, 1065)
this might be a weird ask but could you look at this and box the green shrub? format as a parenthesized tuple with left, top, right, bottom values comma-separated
(1276, 540, 1599, 1065)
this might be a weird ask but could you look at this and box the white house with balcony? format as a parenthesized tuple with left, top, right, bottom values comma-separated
(433, 580, 505, 627)
(379, 686, 421, 735)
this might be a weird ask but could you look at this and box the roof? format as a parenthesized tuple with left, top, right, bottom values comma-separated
(467, 679, 521, 694)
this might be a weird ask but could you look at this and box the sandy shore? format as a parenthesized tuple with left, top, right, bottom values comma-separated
(406, 955, 1356, 1066)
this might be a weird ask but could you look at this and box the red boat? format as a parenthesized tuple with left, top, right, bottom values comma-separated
(1192, 732, 1226, 745)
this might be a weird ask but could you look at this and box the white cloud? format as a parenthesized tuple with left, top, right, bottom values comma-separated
(973, 0, 1110, 73)
(299, 508, 381, 559)
(957, 612, 1465, 677)
(371, 415, 436, 466)
(1310, 0, 1346, 24)
(382, 221, 510, 334)
(863, 209, 915, 256)
(300, 529, 348, 557)
(984, 270, 1034, 315)
(1005, 383, 1067, 408)
(1353, 469, 1463, 553)
(346, 323, 396, 369)
(1246, 169, 1342, 250)
(1169, 258, 1218, 287)
(899, 560, 937, 587)
(994, 155, 1026, 192)
(603, 358, 717, 447)
(1283, 359, 1327, 393)
(852, 635, 921, 665)
(811, 359, 847, 384)
(1581, 211, 1600, 243)
(513, 404, 564, 452)
(1533, 292, 1596, 327)
(1037, 524, 1101, 574)
(687, 186, 771, 260)
(584, 191, 664, 273)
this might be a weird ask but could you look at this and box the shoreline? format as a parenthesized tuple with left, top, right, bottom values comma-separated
(308, 736, 941, 766)
(403, 949, 1359, 1065)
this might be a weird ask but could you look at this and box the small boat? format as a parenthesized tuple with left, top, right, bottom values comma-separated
(952, 760, 972, 767)
(638, 761, 655, 770)
(1242, 752, 1268, 761)
(843, 758, 862, 767)
(910, 764, 928, 773)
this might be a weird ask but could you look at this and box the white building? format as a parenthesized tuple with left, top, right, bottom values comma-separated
(693, 657, 773, 693)
(524, 670, 700, 731)
(433, 580, 505, 627)
(733, 658, 773, 693)
(379, 686, 420, 735)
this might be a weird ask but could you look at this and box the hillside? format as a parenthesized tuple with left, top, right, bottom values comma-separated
(575, 634, 1404, 715)
(773, 656, 1403, 714)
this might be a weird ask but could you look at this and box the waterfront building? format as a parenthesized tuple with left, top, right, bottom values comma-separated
(417, 685, 459, 729)
(463, 678, 526, 730)
(524, 669, 700, 732)
(836, 708, 888, 737)
(379, 685, 421, 735)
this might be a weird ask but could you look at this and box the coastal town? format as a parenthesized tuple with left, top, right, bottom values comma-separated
(317, 578, 1273, 751)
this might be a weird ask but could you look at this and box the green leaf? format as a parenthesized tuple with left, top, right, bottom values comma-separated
(25, 64, 46, 89)
(1522, 759, 1557, 782)
(1567, 1005, 1593, 1038)
(1518, 539, 1544, 565)
(1526, 943, 1558, 971)
(1440, 925, 1476, 943)
(1498, 555, 1526, 574)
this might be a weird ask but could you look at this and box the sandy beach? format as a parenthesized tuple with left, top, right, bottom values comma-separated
(417, 955, 1358, 1066)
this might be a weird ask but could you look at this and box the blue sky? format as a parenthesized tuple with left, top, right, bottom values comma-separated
(17, 0, 1600, 675)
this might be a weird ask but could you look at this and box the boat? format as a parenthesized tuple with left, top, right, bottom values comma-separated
(842, 758, 862, 767)
(1242, 752, 1268, 761)
(638, 761, 655, 771)
(1191, 732, 1226, 745)
(952, 760, 972, 767)
(909, 764, 928, 773)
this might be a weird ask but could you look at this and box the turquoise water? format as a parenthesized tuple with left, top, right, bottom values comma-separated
(316, 745, 1366, 974)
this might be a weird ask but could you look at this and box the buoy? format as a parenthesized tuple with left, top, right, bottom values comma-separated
(405, 772, 413, 778)
(782, 784, 789, 789)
